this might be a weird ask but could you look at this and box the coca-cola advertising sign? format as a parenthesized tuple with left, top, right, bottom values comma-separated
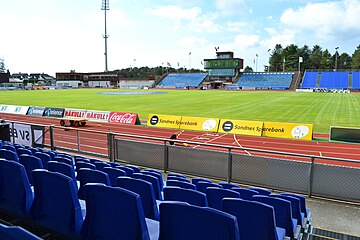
(108, 112, 140, 125)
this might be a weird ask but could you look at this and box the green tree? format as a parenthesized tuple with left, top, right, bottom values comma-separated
(269, 44, 283, 72)
(0, 58, 5, 73)
(243, 66, 253, 72)
(351, 45, 360, 69)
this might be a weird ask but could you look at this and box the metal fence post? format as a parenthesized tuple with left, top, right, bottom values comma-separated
(227, 148, 233, 183)
(49, 125, 55, 151)
(77, 130, 81, 152)
(107, 132, 114, 162)
(308, 156, 315, 198)
(164, 140, 169, 173)
(11, 122, 15, 144)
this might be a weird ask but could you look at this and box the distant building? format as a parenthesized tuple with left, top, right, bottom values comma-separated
(203, 51, 244, 89)
(0, 70, 10, 83)
(11, 73, 29, 80)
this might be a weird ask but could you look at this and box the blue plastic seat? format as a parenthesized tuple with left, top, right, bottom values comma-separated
(141, 170, 164, 190)
(116, 165, 135, 176)
(81, 183, 159, 240)
(166, 180, 196, 190)
(28, 148, 39, 155)
(163, 187, 208, 207)
(196, 182, 222, 193)
(191, 177, 212, 186)
(19, 155, 43, 185)
(167, 173, 187, 179)
(76, 161, 96, 171)
(54, 156, 74, 169)
(222, 198, 286, 240)
(206, 187, 240, 210)
(271, 194, 305, 228)
(77, 168, 111, 200)
(34, 152, 52, 169)
(231, 187, 259, 200)
(218, 182, 240, 189)
(74, 155, 90, 163)
(0, 223, 41, 240)
(159, 201, 240, 240)
(108, 161, 121, 167)
(93, 161, 111, 171)
(17, 148, 33, 156)
(132, 173, 162, 200)
(0, 149, 19, 162)
(126, 165, 141, 173)
(253, 195, 298, 239)
(44, 150, 56, 160)
(249, 187, 272, 196)
(117, 177, 160, 220)
(102, 167, 126, 186)
(48, 161, 78, 191)
(0, 159, 33, 219)
(30, 170, 84, 238)
(280, 193, 311, 220)
(56, 152, 73, 160)
(167, 175, 190, 182)
(2, 144, 16, 152)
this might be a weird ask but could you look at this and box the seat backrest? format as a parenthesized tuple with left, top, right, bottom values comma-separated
(166, 180, 196, 190)
(163, 187, 208, 207)
(93, 161, 111, 171)
(17, 148, 33, 157)
(271, 194, 303, 226)
(54, 156, 74, 169)
(117, 177, 159, 220)
(81, 183, 151, 240)
(43, 150, 56, 160)
(132, 173, 162, 200)
(19, 155, 43, 185)
(108, 161, 121, 168)
(167, 176, 190, 183)
(222, 198, 278, 240)
(141, 170, 164, 190)
(30, 170, 83, 238)
(34, 152, 52, 169)
(116, 166, 135, 176)
(28, 148, 39, 155)
(0, 149, 19, 162)
(0, 159, 33, 218)
(56, 152, 73, 160)
(196, 182, 222, 193)
(159, 201, 240, 240)
(167, 173, 187, 179)
(206, 188, 240, 210)
(280, 193, 308, 217)
(77, 169, 110, 200)
(0, 223, 41, 240)
(102, 167, 126, 186)
(74, 155, 90, 163)
(231, 187, 259, 200)
(126, 165, 141, 173)
(48, 161, 77, 191)
(218, 182, 240, 189)
(75, 161, 96, 171)
(249, 187, 272, 196)
(253, 195, 296, 238)
(2, 145, 16, 152)
(191, 177, 212, 186)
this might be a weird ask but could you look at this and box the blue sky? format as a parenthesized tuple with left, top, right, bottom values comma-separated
(1, 0, 360, 75)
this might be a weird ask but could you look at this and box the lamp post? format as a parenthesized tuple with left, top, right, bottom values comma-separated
(335, 47, 339, 71)
(102, 0, 110, 72)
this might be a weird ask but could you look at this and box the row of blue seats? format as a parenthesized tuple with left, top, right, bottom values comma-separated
(0, 141, 311, 239)
(237, 73, 293, 88)
(157, 73, 208, 88)
(301, 71, 360, 89)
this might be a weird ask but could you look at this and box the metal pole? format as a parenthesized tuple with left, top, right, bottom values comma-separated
(107, 132, 114, 162)
(308, 156, 315, 198)
(227, 148, 233, 183)
(77, 130, 81, 152)
(102, 0, 109, 72)
(49, 125, 55, 151)
(164, 140, 169, 173)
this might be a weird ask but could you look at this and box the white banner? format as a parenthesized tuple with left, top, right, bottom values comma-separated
(63, 108, 87, 119)
(0, 105, 29, 115)
(85, 110, 110, 123)
(10, 123, 43, 146)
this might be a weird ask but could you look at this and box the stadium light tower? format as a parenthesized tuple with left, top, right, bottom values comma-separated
(335, 47, 339, 71)
(102, 0, 110, 72)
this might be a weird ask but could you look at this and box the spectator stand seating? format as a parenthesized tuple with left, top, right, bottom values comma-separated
(157, 73, 208, 89)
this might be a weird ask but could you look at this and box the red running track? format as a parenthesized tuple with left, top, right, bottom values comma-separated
(2, 113, 360, 168)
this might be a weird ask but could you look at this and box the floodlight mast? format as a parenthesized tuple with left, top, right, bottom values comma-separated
(102, 0, 109, 72)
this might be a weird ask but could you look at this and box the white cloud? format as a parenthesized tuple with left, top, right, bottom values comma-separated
(146, 5, 201, 21)
(178, 36, 208, 48)
(234, 34, 261, 50)
(226, 21, 249, 32)
(215, 0, 247, 15)
(280, 0, 360, 40)
(262, 28, 297, 49)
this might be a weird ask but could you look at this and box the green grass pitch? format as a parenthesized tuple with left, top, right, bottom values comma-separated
(1, 89, 359, 133)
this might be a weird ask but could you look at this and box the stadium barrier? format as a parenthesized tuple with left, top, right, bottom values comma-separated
(0, 104, 29, 115)
(4, 120, 360, 203)
(330, 126, 360, 143)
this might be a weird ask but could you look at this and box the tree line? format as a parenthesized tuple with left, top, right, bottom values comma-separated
(265, 44, 360, 73)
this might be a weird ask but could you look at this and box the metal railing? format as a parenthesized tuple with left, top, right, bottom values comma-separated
(7, 120, 360, 203)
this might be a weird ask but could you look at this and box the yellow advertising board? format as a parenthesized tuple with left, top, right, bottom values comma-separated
(262, 122, 313, 140)
(218, 119, 263, 136)
(179, 116, 220, 132)
(147, 114, 181, 129)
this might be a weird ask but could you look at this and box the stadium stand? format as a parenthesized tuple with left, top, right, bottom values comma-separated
(206, 188, 240, 210)
(301, 71, 319, 88)
(0, 224, 41, 240)
(157, 73, 207, 88)
(237, 72, 293, 89)
(352, 71, 360, 89)
(319, 72, 349, 89)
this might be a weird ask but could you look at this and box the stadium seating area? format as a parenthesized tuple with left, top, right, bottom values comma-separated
(301, 71, 360, 89)
(0, 139, 314, 240)
(237, 73, 293, 89)
(157, 73, 208, 88)
(319, 72, 349, 89)
(301, 72, 319, 88)
(352, 72, 360, 89)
